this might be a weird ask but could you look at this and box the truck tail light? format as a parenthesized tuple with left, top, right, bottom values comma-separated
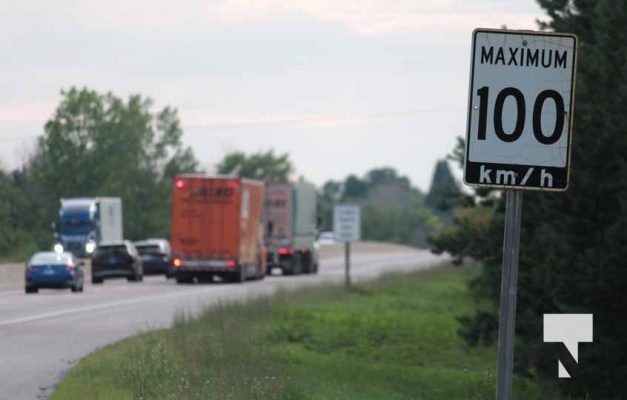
(175, 179, 186, 189)
(226, 260, 236, 268)
(173, 258, 183, 268)
(278, 248, 294, 255)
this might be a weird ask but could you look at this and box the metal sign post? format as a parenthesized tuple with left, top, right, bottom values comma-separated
(345, 242, 351, 287)
(495, 189, 523, 399)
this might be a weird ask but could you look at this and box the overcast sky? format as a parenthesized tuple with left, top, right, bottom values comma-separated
(0, 0, 546, 191)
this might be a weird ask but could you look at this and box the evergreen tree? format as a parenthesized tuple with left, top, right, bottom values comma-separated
(425, 160, 462, 214)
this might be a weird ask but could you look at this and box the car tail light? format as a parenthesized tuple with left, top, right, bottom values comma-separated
(278, 248, 294, 255)
(66, 263, 75, 272)
(226, 260, 236, 268)
(25, 263, 32, 272)
(173, 258, 183, 268)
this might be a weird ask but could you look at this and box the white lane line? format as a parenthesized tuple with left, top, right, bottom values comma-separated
(0, 286, 224, 327)
(0, 251, 441, 328)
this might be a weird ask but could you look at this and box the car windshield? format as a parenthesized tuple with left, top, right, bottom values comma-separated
(136, 245, 162, 255)
(30, 253, 72, 265)
(95, 245, 128, 256)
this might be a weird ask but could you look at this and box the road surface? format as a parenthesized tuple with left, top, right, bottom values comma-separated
(0, 243, 444, 400)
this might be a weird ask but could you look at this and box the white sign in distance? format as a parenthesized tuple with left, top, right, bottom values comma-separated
(333, 204, 361, 242)
(464, 29, 578, 191)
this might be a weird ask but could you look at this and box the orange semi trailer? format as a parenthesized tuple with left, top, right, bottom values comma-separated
(170, 175, 266, 284)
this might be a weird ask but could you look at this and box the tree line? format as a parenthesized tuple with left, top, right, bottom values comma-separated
(0, 87, 199, 259)
(0, 87, 457, 259)
(215, 152, 459, 248)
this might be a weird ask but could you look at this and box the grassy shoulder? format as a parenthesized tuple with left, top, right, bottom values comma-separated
(51, 266, 562, 400)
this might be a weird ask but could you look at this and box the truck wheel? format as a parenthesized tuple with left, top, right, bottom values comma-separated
(293, 252, 303, 275)
(312, 262, 319, 274)
(228, 269, 245, 283)
(176, 272, 193, 284)
(302, 253, 313, 274)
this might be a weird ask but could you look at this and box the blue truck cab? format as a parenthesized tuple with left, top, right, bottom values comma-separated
(54, 197, 123, 257)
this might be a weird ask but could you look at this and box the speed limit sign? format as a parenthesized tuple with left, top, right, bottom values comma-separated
(464, 29, 578, 190)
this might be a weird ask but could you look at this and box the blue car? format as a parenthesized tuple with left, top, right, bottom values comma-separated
(25, 251, 85, 294)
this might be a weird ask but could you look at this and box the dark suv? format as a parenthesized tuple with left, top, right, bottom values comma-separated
(133, 239, 171, 277)
(91, 240, 143, 284)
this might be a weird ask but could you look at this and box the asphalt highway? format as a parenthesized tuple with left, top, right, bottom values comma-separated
(0, 244, 444, 400)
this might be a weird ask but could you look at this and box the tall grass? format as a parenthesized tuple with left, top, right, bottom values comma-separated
(52, 267, 565, 400)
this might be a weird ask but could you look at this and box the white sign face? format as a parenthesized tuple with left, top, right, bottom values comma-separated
(464, 29, 578, 191)
(333, 204, 361, 242)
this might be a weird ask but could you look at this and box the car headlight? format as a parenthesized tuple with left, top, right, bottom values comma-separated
(54, 243, 64, 254)
(85, 241, 96, 254)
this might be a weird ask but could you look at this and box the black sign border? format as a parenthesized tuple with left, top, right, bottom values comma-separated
(463, 28, 578, 191)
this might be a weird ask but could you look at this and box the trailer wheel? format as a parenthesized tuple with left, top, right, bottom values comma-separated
(293, 252, 303, 275)
(312, 262, 319, 274)
(302, 252, 313, 274)
(256, 257, 266, 280)
(175, 272, 193, 284)
(227, 267, 245, 283)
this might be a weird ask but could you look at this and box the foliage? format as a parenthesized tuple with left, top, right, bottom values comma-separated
(361, 203, 440, 247)
(430, 1, 627, 398)
(318, 180, 342, 231)
(319, 167, 440, 247)
(216, 150, 293, 182)
(52, 266, 563, 400)
(26, 87, 199, 242)
(425, 159, 463, 216)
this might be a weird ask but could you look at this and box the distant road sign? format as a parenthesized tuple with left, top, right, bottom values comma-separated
(333, 204, 361, 243)
(464, 29, 578, 191)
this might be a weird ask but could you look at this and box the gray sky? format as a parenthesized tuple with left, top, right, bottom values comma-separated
(0, 0, 546, 191)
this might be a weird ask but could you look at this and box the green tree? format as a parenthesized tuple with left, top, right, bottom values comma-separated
(216, 150, 292, 182)
(318, 180, 342, 231)
(29, 87, 199, 241)
(425, 160, 462, 214)
(322, 167, 439, 248)
(341, 175, 368, 199)
(431, 2, 627, 398)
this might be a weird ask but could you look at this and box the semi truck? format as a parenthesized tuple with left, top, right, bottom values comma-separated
(264, 181, 319, 275)
(53, 197, 123, 257)
(170, 175, 266, 284)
